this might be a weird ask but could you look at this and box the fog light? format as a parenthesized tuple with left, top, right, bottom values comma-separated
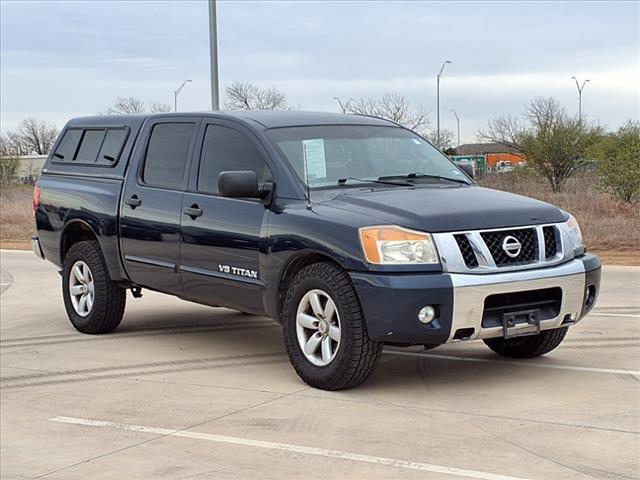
(418, 306, 436, 324)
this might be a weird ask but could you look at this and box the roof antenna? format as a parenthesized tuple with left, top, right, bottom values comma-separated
(303, 142, 312, 210)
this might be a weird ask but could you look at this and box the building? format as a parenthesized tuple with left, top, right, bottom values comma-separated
(452, 143, 525, 172)
(0, 155, 46, 182)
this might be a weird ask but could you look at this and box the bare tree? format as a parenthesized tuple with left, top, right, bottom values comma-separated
(103, 97, 171, 115)
(0, 132, 30, 157)
(224, 81, 289, 111)
(477, 115, 524, 153)
(426, 128, 455, 150)
(106, 96, 146, 114)
(15, 118, 59, 155)
(342, 93, 430, 134)
(479, 97, 602, 192)
(148, 102, 172, 113)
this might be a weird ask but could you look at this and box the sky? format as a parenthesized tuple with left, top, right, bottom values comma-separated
(1, 0, 638, 143)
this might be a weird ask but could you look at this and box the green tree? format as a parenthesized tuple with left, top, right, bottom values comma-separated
(479, 97, 602, 192)
(592, 121, 640, 204)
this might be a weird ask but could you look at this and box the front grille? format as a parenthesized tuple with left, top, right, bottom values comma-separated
(454, 234, 479, 268)
(480, 228, 538, 266)
(543, 226, 558, 259)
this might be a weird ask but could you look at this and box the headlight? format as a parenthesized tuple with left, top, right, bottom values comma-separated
(359, 226, 439, 264)
(564, 213, 584, 252)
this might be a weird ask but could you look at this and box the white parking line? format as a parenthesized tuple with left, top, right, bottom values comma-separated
(589, 312, 640, 318)
(384, 351, 640, 376)
(50, 416, 532, 480)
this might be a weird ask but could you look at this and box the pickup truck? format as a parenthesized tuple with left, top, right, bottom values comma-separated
(32, 111, 601, 390)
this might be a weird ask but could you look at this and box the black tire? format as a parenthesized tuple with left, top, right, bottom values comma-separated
(282, 262, 382, 390)
(62, 240, 126, 334)
(483, 327, 568, 358)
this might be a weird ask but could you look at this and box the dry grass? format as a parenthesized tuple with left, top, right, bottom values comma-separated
(1, 176, 638, 262)
(0, 185, 34, 242)
(479, 171, 640, 251)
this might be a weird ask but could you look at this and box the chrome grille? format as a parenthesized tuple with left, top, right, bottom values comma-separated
(543, 226, 558, 259)
(480, 228, 538, 266)
(433, 223, 570, 274)
(454, 234, 479, 268)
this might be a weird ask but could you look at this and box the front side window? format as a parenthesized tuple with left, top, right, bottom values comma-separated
(198, 125, 272, 195)
(143, 123, 195, 189)
(266, 125, 469, 188)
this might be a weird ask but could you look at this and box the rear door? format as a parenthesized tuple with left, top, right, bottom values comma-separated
(179, 120, 273, 312)
(120, 118, 199, 294)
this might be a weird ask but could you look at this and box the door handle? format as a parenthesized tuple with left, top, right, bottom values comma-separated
(183, 204, 203, 219)
(125, 195, 142, 209)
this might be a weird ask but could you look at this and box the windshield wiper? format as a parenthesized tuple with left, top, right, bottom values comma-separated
(379, 173, 470, 185)
(337, 177, 413, 187)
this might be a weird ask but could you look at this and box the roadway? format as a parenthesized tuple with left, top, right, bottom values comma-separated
(1, 249, 638, 480)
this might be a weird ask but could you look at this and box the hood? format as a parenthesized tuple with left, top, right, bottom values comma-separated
(323, 185, 567, 232)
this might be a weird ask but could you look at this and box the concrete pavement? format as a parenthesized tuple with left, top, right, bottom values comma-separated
(1, 249, 639, 480)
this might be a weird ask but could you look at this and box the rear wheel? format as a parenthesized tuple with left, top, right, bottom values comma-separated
(483, 327, 568, 358)
(62, 240, 125, 334)
(282, 262, 382, 390)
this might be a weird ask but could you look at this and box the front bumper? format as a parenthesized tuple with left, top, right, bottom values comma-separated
(350, 254, 601, 345)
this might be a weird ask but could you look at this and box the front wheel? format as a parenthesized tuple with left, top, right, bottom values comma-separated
(62, 240, 126, 334)
(282, 262, 382, 390)
(483, 327, 569, 358)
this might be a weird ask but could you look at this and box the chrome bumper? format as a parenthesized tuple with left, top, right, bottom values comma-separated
(447, 259, 586, 342)
(31, 236, 45, 260)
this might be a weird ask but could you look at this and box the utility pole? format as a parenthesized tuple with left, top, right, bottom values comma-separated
(571, 76, 589, 123)
(436, 60, 452, 148)
(209, 0, 220, 110)
(450, 109, 460, 148)
(174, 80, 192, 112)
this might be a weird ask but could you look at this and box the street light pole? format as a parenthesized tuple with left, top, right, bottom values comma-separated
(571, 76, 589, 123)
(174, 80, 193, 112)
(208, 0, 220, 111)
(450, 109, 460, 148)
(436, 60, 452, 147)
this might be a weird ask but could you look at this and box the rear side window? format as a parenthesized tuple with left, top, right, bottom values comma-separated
(75, 130, 105, 163)
(53, 129, 82, 161)
(98, 129, 128, 164)
(53, 127, 128, 166)
(142, 123, 195, 189)
(198, 125, 272, 194)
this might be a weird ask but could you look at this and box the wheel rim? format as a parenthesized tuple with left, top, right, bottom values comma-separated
(296, 289, 341, 366)
(69, 260, 94, 317)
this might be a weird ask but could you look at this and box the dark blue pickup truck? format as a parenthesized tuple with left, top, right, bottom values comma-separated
(32, 111, 601, 390)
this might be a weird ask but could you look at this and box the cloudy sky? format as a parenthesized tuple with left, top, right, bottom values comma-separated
(1, 0, 638, 142)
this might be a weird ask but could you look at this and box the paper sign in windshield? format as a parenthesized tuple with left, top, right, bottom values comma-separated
(302, 138, 327, 182)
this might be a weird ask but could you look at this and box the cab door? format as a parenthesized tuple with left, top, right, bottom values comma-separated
(179, 120, 273, 313)
(120, 118, 199, 294)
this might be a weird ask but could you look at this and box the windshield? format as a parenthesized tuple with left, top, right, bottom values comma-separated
(266, 125, 470, 188)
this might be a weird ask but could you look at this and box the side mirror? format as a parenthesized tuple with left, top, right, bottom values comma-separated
(459, 163, 475, 179)
(218, 170, 269, 198)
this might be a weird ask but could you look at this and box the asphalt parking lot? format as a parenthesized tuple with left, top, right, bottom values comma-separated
(1, 249, 638, 480)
